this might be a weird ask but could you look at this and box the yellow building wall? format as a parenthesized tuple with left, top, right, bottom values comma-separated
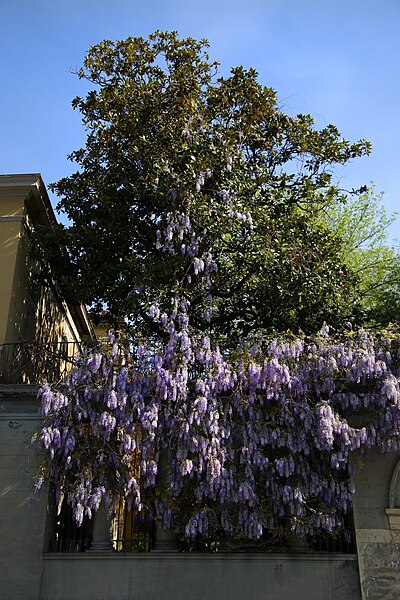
(0, 186, 82, 346)
(0, 218, 23, 344)
(0, 174, 95, 384)
(1, 197, 24, 216)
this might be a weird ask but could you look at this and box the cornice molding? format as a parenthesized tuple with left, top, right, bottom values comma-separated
(0, 215, 25, 222)
(0, 173, 56, 227)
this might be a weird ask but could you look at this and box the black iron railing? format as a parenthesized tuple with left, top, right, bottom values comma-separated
(49, 499, 94, 553)
(48, 498, 154, 553)
(0, 341, 82, 385)
(112, 502, 155, 552)
(178, 528, 356, 554)
(50, 507, 355, 554)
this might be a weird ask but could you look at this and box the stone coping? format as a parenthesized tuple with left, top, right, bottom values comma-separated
(0, 386, 40, 415)
(385, 508, 400, 529)
(0, 384, 39, 396)
(43, 552, 357, 562)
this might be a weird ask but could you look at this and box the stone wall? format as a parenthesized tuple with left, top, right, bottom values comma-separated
(353, 449, 400, 600)
(41, 553, 360, 600)
(0, 387, 47, 600)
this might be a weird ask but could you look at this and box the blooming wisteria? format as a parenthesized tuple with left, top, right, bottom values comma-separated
(33, 315, 400, 542)
(33, 187, 400, 546)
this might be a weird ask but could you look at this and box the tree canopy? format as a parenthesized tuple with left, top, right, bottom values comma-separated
(319, 189, 400, 326)
(38, 30, 376, 337)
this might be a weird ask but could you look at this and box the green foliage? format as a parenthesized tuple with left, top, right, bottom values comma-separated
(320, 189, 400, 326)
(40, 31, 374, 336)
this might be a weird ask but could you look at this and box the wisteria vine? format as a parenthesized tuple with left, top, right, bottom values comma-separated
(33, 202, 400, 544)
(33, 319, 400, 543)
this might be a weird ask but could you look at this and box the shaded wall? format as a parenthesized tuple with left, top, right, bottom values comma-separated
(41, 553, 360, 600)
(0, 388, 47, 600)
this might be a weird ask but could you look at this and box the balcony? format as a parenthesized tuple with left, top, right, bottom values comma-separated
(0, 341, 82, 385)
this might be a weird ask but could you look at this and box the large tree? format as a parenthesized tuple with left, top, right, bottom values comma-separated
(39, 31, 372, 337)
(33, 32, 400, 549)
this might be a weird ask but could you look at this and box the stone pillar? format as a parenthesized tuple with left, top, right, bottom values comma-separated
(152, 521, 178, 553)
(152, 449, 178, 552)
(89, 504, 113, 553)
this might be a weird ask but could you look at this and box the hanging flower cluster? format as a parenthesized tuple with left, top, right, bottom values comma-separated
(33, 318, 400, 541)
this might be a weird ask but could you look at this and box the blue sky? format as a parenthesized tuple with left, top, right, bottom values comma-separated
(1, 0, 399, 238)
